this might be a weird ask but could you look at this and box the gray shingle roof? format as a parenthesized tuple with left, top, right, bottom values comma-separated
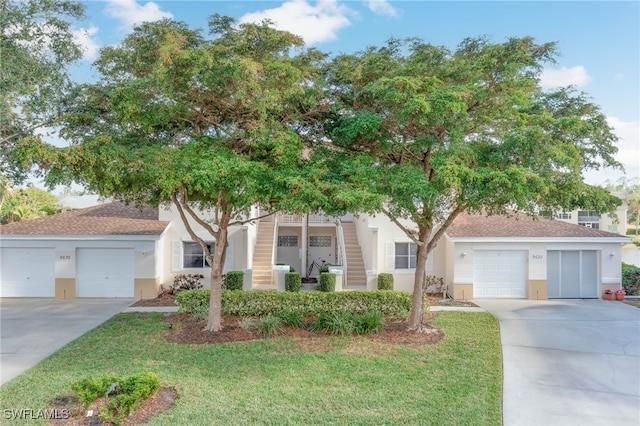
(447, 211, 626, 239)
(0, 202, 169, 236)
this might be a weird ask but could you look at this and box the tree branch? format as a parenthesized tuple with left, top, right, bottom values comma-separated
(427, 204, 465, 253)
(171, 190, 215, 260)
(174, 188, 219, 237)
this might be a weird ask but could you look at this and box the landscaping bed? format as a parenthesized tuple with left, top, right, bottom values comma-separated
(163, 312, 443, 346)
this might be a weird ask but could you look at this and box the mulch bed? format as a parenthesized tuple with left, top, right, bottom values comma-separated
(163, 312, 443, 347)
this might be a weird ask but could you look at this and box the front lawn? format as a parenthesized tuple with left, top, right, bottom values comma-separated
(0, 312, 502, 425)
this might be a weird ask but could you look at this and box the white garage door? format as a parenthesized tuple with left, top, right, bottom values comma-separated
(474, 251, 527, 298)
(0, 248, 55, 297)
(547, 250, 598, 298)
(77, 248, 134, 297)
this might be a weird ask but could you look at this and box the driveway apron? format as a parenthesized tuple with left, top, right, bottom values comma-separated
(475, 299, 640, 426)
(0, 298, 134, 385)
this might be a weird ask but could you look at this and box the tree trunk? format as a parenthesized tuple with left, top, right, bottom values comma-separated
(204, 228, 228, 332)
(407, 227, 432, 332)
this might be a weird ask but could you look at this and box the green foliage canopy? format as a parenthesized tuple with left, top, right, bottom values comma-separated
(0, 0, 85, 180)
(322, 37, 621, 329)
(13, 16, 328, 331)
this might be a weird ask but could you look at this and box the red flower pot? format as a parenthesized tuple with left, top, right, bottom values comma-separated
(615, 293, 625, 301)
(603, 293, 612, 300)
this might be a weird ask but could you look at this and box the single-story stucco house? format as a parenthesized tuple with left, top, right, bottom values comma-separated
(0, 202, 631, 299)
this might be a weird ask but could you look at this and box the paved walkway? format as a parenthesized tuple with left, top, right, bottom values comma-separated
(475, 299, 640, 426)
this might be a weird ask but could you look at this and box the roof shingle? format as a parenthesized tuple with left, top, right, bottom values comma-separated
(447, 211, 626, 239)
(0, 202, 169, 236)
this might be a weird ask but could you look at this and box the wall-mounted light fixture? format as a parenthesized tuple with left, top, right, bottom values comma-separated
(461, 252, 467, 257)
(609, 253, 615, 257)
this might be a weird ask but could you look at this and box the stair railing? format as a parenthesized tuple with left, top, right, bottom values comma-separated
(336, 219, 348, 288)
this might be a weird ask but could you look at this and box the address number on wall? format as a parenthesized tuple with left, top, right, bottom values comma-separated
(532, 254, 544, 260)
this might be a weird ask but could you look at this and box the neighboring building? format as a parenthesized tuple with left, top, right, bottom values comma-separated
(1, 202, 631, 300)
(553, 192, 628, 235)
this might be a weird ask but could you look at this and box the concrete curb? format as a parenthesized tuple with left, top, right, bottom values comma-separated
(123, 306, 179, 313)
(429, 306, 486, 312)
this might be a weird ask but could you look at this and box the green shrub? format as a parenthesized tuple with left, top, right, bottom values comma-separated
(275, 309, 306, 328)
(239, 317, 257, 331)
(175, 290, 210, 320)
(319, 272, 336, 292)
(377, 273, 394, 290)
(225, 271, 244, 291)
(255, 316, 284, 336)
(177, 289, 417, 319)
(308, 311, 384, 335)
(354, 310, 385, 335)
(622, 263, 640, 296)
(319, 265, 330, 274)
(285, 272, 301, 292)
(309, 312, 355, 335)
(99, 373, 160, 425)
(71, 375, 121, 408)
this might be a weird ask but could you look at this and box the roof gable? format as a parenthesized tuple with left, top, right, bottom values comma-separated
(0, 202, 169, 236)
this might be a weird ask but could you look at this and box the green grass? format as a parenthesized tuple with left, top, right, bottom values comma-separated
(0, 312, 502, 425)
(623, 299, 640, 308)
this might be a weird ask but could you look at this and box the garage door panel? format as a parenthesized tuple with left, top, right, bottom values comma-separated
(77, 248, 134, 297)
(548, 250, 598, 298)
(0, 248, 55, 297)
(474, 251, 527, 298)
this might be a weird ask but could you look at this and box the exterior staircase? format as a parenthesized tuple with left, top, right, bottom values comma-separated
(340, 222, 367, 289)
(252, 220, 275, 287)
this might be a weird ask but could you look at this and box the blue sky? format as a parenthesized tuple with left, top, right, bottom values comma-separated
(66, 0, 639, 185)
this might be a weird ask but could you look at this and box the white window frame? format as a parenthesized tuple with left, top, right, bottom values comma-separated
(394, 242, 417, 270)
(183, 241, 214, 268)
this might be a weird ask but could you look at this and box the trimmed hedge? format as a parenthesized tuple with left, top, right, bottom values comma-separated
(176, 289, 420, 319)
(622, 263, 640, 296)
(285, 272, 301, 292)
(319, 272, 336, 292)
(377, 273, 394, 290)
(225, 271, 244, 290)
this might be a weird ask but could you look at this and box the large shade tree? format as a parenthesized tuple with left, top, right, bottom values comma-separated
(323, 37, 621, 331)
(13, 16, 327, 331)
(0, 0, 85, 180)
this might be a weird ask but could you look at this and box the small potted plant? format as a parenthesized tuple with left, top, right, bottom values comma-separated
(603, 289, 613, 300)
(615, 288, 626, 301)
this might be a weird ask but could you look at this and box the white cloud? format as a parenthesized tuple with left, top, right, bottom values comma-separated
(364, 0, 398, 17)
(104, 0, 173, 31)
(238, 0, 352, 45)
(583, 117, 640, 185)
(540, 65, 591, 89)
(72, 26, 100, 61)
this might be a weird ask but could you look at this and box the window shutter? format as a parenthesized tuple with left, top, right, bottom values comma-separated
(172, 241, 182, 271)
(224, 240, 234, 272)
(385, 242, 395, 271)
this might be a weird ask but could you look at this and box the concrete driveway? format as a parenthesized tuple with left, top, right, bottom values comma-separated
(0, 298, 134, 385)
(475, 299, 640, 426)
